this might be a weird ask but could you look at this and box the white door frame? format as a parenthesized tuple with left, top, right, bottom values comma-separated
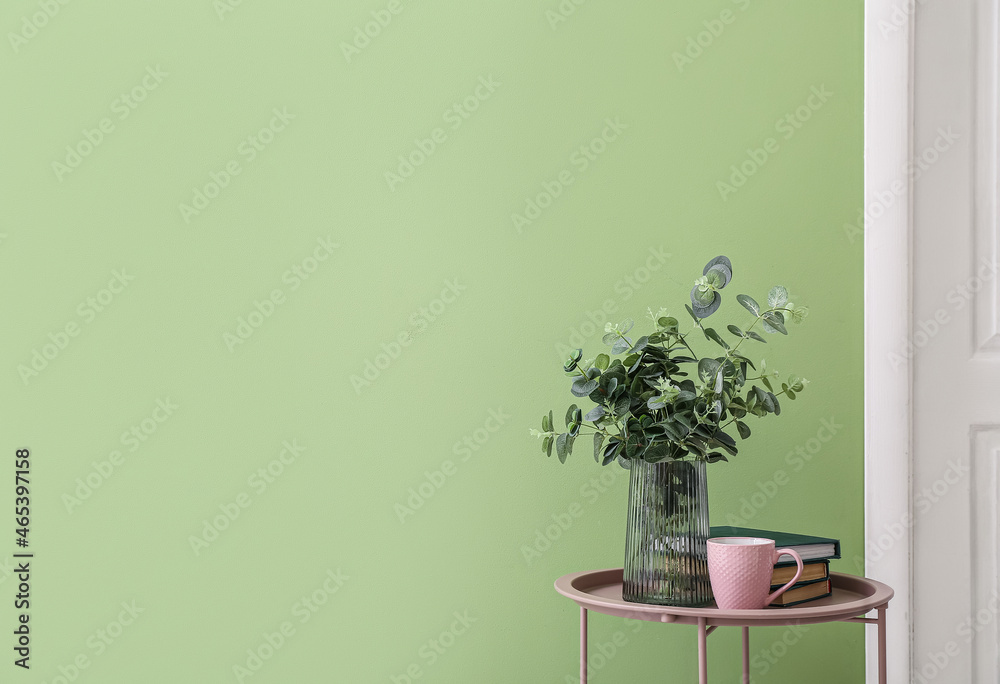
(864, 1, 913, 682)
(865, 0, 999, 680)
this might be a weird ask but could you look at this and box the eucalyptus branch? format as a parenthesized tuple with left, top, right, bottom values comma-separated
(534, 256, 808, 466)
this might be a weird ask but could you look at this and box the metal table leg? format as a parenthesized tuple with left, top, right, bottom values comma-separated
(742, 626, 750, 683)
(580, 607, 588, 684)
(877, 605, 887, 684)
(698, 617, 708, 684)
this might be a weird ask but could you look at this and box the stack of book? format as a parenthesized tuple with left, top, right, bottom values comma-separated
(710, 526, 841, 607)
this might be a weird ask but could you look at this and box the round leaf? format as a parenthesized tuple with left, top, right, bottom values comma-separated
(705, 263, 732, 288)
(658, 316, 679, 331)
(768, 285, 789, 309)
(691, 291, 722, 318)
(690, 284, 715, 307)
(703, 256, 733, 279)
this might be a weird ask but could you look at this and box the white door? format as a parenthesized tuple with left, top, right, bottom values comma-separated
(867, 0, 1000, 681)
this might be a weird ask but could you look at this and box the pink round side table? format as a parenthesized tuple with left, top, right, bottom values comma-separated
(554, 568, 893, 684)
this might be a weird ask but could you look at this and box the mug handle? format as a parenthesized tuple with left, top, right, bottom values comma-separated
(765, 548, 804, 606)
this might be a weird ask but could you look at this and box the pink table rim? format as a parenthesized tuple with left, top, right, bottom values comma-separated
(554, 568, 894, 623)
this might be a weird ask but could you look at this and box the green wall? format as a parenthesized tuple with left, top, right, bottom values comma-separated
(1, 0, 863, 681)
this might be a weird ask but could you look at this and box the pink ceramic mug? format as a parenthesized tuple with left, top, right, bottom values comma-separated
(707, 537, 804, 609)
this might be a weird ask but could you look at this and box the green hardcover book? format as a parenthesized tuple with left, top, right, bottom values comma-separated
(710, 526, 841, 562)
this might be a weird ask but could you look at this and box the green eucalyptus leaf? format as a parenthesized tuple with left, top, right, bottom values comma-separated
(755, 389, 775, 413)
(691, 290, 722, 318)
(658, 316, 679, 331)
(747, 331, 767, 344)
(727, 325, 745, 337)
(630, 375, 645, 396)
(556, 433, 569, 463)
(661, 421, 683, 441)
(762, 311, 787, 335)
(691, 284, 716, 307)
(736, 420, 751, 439)
(563, 348, 584, 372)
(644, 443, 672, 463)
(737, 294, 760, 317)
(753, 385, 768, 403)
(593, 433, 605, 462)
(602, 440, 622, 463)
(613, 394, 631, 416)
(698, 358, 721, 383)
(768, 285, 789, 309)
(705, 263, 732, 288)
(595, 354, 610, 371)
(604, 376, 620, 396)
(565, 404, 579, 428)
(611, 338, 632, 354)
(627, 354, 643, 374)
(703, 256, 733, 281)
(761, 319, 787, 335)
(585, 405, 605, 421)
(714, 431, 737, 448)
(703, 328, 729, 349)
(619, 318, 635, 334)
(685, 436, 707, 456)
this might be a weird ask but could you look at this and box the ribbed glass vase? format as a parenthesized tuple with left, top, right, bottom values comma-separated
(622, 458, 711, 606)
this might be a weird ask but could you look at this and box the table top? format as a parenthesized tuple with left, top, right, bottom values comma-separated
(554, 569, 894, 627)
